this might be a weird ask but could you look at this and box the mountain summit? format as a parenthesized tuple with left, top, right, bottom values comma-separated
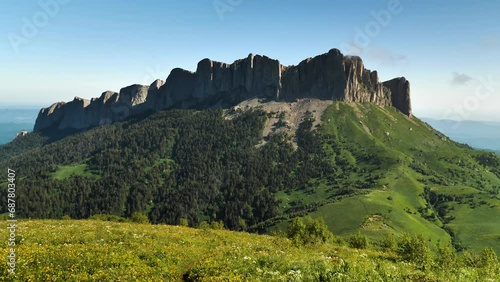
(34, 48, 411, 132)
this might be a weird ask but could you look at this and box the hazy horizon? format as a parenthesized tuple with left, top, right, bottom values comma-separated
(1, 107, 499, 151)
(1, 105, 500, 123)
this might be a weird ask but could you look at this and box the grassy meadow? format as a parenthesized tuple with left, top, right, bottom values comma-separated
(271, 103, 500, 255)
(0, 219, 499, 281)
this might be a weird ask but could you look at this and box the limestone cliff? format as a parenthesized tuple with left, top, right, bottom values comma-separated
(34, 48, 412, 132)
(383, 77, 412, 117)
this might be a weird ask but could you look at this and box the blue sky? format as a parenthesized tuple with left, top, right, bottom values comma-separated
(1, 0, 499, 121)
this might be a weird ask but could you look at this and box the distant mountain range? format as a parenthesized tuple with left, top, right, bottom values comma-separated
(0, 109, 38, 145)
(422, 118, 500, 153)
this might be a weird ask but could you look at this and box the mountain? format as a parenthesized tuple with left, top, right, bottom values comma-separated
(34, 49, 411, 133)
(422, 118, 500, 152)
(3, 102, 500, 254)
(2, 48, 500, 258)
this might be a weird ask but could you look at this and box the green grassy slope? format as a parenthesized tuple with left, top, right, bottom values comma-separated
(270, 102, 500, 254)
(51, 164, 99, 180)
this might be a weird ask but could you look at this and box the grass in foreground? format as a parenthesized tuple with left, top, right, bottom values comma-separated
(1, 219, 499, 281)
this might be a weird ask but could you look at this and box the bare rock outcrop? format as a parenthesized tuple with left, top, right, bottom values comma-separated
(57, 97, 91, 130)
(281, 49, 346, 101)
(34, 48, 413, 132)
(118, 84, 149, 107)
(383, 77, 412, 117)
(87, 91, 119, 125)
(34, 102, 66, 131)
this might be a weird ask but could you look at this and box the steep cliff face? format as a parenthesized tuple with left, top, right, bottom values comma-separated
(57, 97, 91, 130)
(34, 48, 412, 132)
(383, 77, 412, 117)
(34, 102, 66, 132)
(158, 54, 282, 109)
(281, 49, 346, 101)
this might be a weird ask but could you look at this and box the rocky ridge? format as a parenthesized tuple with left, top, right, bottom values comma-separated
(34, 48, 412, 132)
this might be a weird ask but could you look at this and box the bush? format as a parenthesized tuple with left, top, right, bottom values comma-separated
(198, 221, 210, 230)
(461, 250, 480, 268)
(89, 214, 128, 222)
(396, 233, 432, 269)
(348, 233, 368, 249)
(130, 212, 149, 224)
(287, 216, 333, 245)
(179, 218, 189, 227)
(61, 214, 72, 220)
(479, 247, 498, 269)
(211, 220, 225, 230)
(436, 244, 456, 270)
(238, 218, 247, 231)
(380, 235, 396, 252)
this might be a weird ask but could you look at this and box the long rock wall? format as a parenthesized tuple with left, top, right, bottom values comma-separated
(34, 48, 412, 132)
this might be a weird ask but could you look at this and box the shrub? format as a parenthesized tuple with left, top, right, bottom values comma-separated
(211, 220, 225, 230)
(397, 233, 432, 269)
(332, 236, 345, 246)
(380, 235, 396, 252)
(461, 250, 480, 268)
(287, 216, 333, 245)
(179, 218, 189, 227)
(436, 244, 457, 270)
(479, 247, 498, 269)
(238, 218, 247, 231)
(89, 214, 128, 222)
(348, 233, 368, 249)
(198, 221, 210, 230)
(61, 214, 72, 220)
(130, 212, 149, 224)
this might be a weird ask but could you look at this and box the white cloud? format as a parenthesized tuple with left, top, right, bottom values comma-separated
(450, 72, 473, 86)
